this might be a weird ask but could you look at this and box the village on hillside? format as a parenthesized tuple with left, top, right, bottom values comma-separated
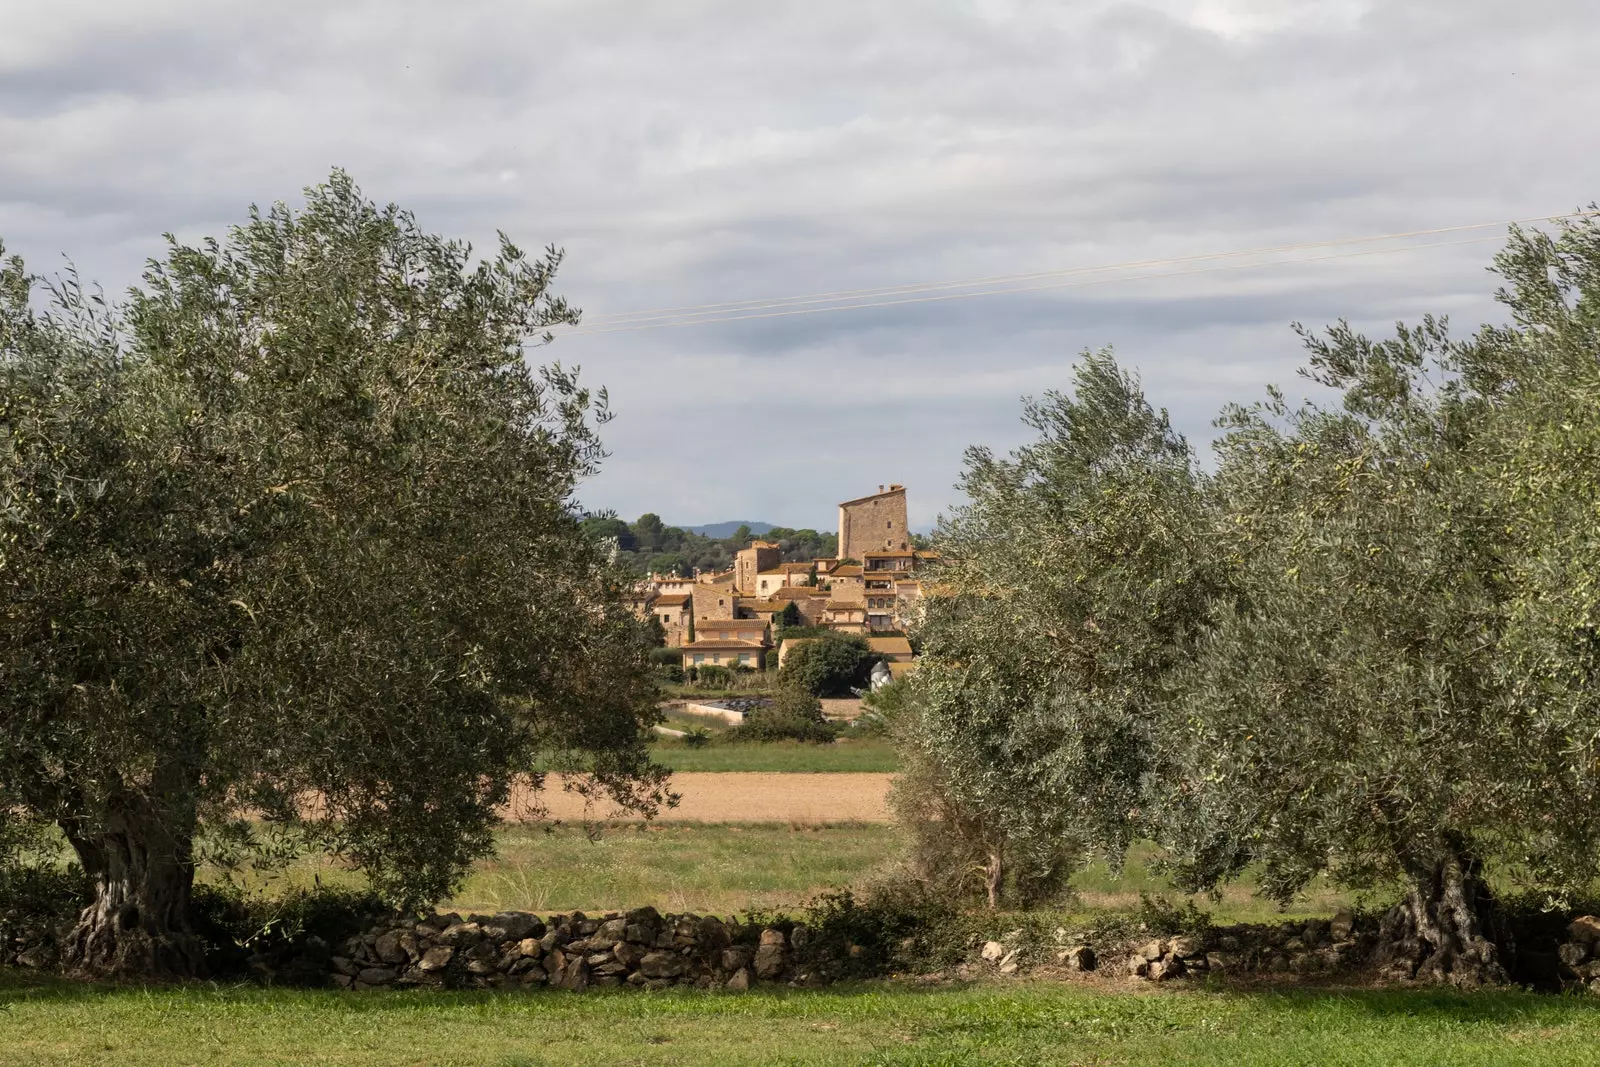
(627, 484, 934, 677)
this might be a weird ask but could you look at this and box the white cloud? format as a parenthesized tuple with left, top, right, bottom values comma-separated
(3, 0, 1597, 528)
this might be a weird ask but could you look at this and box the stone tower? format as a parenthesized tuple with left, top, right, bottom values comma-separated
(837, 484, 909, 562)
(734, 540, 782, 596)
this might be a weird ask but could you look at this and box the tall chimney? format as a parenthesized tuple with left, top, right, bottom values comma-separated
(878, 484, 884, 493)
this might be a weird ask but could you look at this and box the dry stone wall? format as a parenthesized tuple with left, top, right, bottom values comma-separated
(331, 907, 806, 992)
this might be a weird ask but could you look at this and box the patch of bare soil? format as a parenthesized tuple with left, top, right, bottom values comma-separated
(509, 772, 893, 823)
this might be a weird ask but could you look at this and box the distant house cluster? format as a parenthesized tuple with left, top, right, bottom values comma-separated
(626, 484, 935, 672)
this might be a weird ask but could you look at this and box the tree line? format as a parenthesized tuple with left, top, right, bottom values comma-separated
(893, 212, 1600, 986)
(579, 514, 837, 576)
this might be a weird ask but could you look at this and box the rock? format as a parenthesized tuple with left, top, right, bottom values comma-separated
(1302, 919, 1330, 946)
(623, 923, 655, 944)
(465, 959, 497, 976)
(1578, 960, 1600, 981)
(373, 931, 406, 965)
(440, 922, 482, 947)
(514, 937, 543, 960)
(1218, 935, 1242, 952)
(759, 928, 787, 948)
(592, 918, 628, 946)
(696, 916, 732, 952)
(626, 905, 663, 927)
(1129, 957, 1151, 978)
(331, 956, 361, 977)
(753, 944, 787, 980)
(1168, 936, 1203, 959)
(560, 957, 590, 992)
(638, 951, 687, 979)
(592, 960, 630, 977)
(356, 966, 398, 985)
(539, 928, 567, 952)
(1569, 916, 1600, 946)
(332, 974, 353, 989)
(726, 967, 752, 991)
(1330, 910, 1356, 942)
(585, 951, 614, 967)
(417, 946, 454, 973)
(543, 949, 566, 976)
(1057, 945, 1096, 971)
(1206, 952, 1236, 973)
(1559, 942, 1590, 970)
(1148, 956, 1186, 982)
(1140, 940, 1167, 962)
(483, 913, 539, 944)
(519, 968, 548, 986)
(789, 925, 811, 953)
(614, 941, 645, 968)
(980, 941, 1007, 962)
(998, 949, 1021, 976)
(722, 946, 755, 972)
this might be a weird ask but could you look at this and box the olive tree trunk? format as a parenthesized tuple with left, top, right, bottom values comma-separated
(983, 846, 1005, 909)
(1377, 845, 1508, 987)
(59, 798, 205, 980)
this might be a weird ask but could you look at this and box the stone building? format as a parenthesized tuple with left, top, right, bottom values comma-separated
(733, 541, 782, 596)
(652, 592, 693, 647)
(837, 484, 910, 563)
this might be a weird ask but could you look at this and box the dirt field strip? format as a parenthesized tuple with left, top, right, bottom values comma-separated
(514, 772, 893, 823)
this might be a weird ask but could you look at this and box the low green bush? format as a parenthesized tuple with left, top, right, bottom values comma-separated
(725, 686, 839, 744)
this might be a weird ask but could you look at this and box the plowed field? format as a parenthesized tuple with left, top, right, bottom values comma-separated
(511, 772, 893, 823)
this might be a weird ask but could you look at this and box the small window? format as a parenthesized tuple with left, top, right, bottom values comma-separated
(693, 654, 705, 664)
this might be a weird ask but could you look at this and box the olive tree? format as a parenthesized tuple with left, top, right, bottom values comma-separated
(1159, 214, 1600, 984)
(0, 174, 667, 978)
(902, 352, 1222, 906)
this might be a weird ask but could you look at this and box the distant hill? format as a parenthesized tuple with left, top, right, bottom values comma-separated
(681, 520, 774, 539)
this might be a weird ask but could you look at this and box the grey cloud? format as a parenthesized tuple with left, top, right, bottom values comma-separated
(3, 0, 1597, 528)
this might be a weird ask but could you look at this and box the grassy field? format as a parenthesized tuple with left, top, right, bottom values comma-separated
(5, 972, 1599, 1066)
(649, 739, 899, 773)
(451, 822, 897, 914)
(205, 823, 1370, 926)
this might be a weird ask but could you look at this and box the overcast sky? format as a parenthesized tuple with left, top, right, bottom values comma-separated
(4, 1, 1598, 530)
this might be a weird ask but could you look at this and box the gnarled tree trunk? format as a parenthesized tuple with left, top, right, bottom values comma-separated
(1378, 843, 1508, 987)
(59, 796, 204, 980)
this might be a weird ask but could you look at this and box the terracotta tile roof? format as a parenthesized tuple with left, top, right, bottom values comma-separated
(826, 602, 866, 612)
(868, 636, 914, 656)
(829, 565, 863, 578)
(654, 593, 691, 607)
(682, 639, 766, 651)
(764, 586, 826, 602)
(697, 618, 768, 630)
(864, 551, 915, 559)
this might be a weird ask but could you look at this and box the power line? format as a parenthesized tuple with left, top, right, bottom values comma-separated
(570, 211, 1595, 333)
(559, 232, 1521, 337)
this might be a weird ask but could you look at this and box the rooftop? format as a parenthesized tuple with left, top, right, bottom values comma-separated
(838, 484, 906, 508)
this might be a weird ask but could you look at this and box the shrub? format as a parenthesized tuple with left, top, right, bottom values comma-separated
(726, 685, 839, 744)
(778, 632, 874, 696)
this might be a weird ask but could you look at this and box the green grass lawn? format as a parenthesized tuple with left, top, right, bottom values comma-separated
(5, 972, 1599, 1066)
(649, 738, 900, 772)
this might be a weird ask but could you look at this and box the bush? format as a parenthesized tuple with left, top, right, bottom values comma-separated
(778, 632, 874, 696)
(691, 664, 733, 687)
(725, 685, 839, 744)
(191, 883, 388, 980)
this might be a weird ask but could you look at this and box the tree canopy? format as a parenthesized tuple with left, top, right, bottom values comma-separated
(902, 352, 1222, 905)
(0, 174, 666, 978)
(906, 213, 1600, 982)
